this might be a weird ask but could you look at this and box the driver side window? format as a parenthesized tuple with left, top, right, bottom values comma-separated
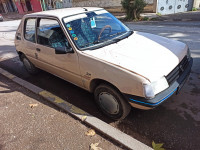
(37, 18, 69, 48)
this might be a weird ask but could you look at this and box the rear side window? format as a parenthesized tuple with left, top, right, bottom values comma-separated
(24, 18, 36, 43)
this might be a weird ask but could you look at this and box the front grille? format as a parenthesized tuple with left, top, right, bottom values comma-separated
(166, 56, 189, 85)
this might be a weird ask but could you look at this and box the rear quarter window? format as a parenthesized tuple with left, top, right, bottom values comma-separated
(24, 18, 36, 43)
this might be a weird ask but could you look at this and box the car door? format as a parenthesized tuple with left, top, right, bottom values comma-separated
(22, 18, 39, 65)
(35, 17, 83, 87)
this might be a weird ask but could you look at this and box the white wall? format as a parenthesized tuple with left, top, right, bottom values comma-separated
(157, 0, 194, 15)
(144, 0, 153, 4)
(193, 0, 200, 8)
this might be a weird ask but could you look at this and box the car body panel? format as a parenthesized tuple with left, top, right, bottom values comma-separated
(35, 43, 82, 87)
(83, 31, 188, 82)
(125, 57, 193, 108)
(78, 51, 148, 97)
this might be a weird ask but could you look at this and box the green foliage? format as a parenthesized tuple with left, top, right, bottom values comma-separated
(156, 12, 162, 16)
(152, 141, 165, 150)
(121, 0, 147, 20)
(192, 7, 197, 11)
(142, 16, 149, 21)
(150, 17, 161, 21)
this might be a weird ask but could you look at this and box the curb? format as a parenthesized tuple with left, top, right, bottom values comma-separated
(0, 67, 153, 150)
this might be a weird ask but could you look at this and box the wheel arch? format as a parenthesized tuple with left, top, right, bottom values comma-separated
(17, 51, 24, 61)
(90, 78, 121, 94)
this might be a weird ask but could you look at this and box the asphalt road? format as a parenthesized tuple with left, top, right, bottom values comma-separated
(0, 20, 200, 149)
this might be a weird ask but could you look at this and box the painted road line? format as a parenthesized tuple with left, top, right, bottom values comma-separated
(39, 90, 88, 116)
(0, 68, 16, 79)
(0, 67, 153, 150)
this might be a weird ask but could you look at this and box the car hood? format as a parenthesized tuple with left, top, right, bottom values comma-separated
(82, 31, 188, 82)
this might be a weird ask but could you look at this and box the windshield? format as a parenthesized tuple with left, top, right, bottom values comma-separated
(63, 10, 131, 50)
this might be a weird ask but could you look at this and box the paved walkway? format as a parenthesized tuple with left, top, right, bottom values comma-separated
(0, 74, 122, 150)
(114, 11, 200, 21)
(1, 12, 24, 21)
(155, 11, 200, 21)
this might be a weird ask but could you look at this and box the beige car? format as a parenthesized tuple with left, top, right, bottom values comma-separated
(15, 7, 193, 120)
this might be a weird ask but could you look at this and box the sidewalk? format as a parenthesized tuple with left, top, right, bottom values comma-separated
(0, 74, 122, 150)
(114, 10, 200, 21)
(154, 10, 200, 21)
(1, 12, 23, 21)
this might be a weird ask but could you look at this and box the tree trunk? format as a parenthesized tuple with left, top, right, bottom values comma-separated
(133, 9, 137, 19)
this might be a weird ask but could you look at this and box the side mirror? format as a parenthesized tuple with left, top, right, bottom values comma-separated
(55, 47, 73, 54)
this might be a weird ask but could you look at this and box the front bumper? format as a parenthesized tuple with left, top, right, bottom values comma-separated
(123, 58, 193, 109)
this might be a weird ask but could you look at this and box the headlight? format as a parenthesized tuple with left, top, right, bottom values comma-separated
(144, 84, 155, 99)
(143, 77, 169, 99)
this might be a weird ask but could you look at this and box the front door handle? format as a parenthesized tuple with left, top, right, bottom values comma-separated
(36, 48, 40, 52)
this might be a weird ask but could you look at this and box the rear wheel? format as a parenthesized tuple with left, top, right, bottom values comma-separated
(94, 84, 131, 120)
(21, 55, 38, 75)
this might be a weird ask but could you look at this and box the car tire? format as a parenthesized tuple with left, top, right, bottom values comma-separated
(21, 55, 38, 74)
(94, 84, 131, 120)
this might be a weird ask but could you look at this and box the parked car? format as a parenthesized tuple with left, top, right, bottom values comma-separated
(0, 14, 3, 21)
(14, 7, 193, 120)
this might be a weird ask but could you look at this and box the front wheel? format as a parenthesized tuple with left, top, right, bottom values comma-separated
(94, 84, 131, 120)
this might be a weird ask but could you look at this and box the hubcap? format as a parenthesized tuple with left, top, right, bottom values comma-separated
(99, 92, 119, 115)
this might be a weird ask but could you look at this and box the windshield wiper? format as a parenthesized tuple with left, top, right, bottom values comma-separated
(80, 31, 133, 48)
(108, 31, 128, 37)
(112, 38, 122, 43)
(111, 31, 133, 44)
(80, 39, 105, 48)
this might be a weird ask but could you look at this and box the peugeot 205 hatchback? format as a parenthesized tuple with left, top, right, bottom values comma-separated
(15, 7, 193, 120)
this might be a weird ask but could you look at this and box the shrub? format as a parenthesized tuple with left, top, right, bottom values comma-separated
(192, 7, 197, 11)
(142, 16, 149, 21)
(157, 12, 162, 16)
(121, 0, 147, 20)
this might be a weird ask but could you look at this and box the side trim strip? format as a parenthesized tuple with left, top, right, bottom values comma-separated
(129, 88, 177, 106)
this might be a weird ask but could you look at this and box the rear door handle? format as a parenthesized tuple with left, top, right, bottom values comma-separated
(36, 48, 40, 52)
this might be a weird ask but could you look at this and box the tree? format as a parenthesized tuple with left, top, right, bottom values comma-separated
(121, 0, 147, 20)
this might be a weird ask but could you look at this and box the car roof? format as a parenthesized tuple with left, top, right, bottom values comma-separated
(25, 7, 103, 19)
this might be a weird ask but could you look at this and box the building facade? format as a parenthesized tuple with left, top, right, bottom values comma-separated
(15, 0, 42, 14)
(0, 0, 42, 14)
(40, 0, 72, 11)
(0, 0, 18, 13)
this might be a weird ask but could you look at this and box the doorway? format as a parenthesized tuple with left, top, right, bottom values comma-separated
(25, 0, 32, 11)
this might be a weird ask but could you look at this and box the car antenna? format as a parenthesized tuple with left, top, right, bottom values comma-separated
(83, 8, 88, 11)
